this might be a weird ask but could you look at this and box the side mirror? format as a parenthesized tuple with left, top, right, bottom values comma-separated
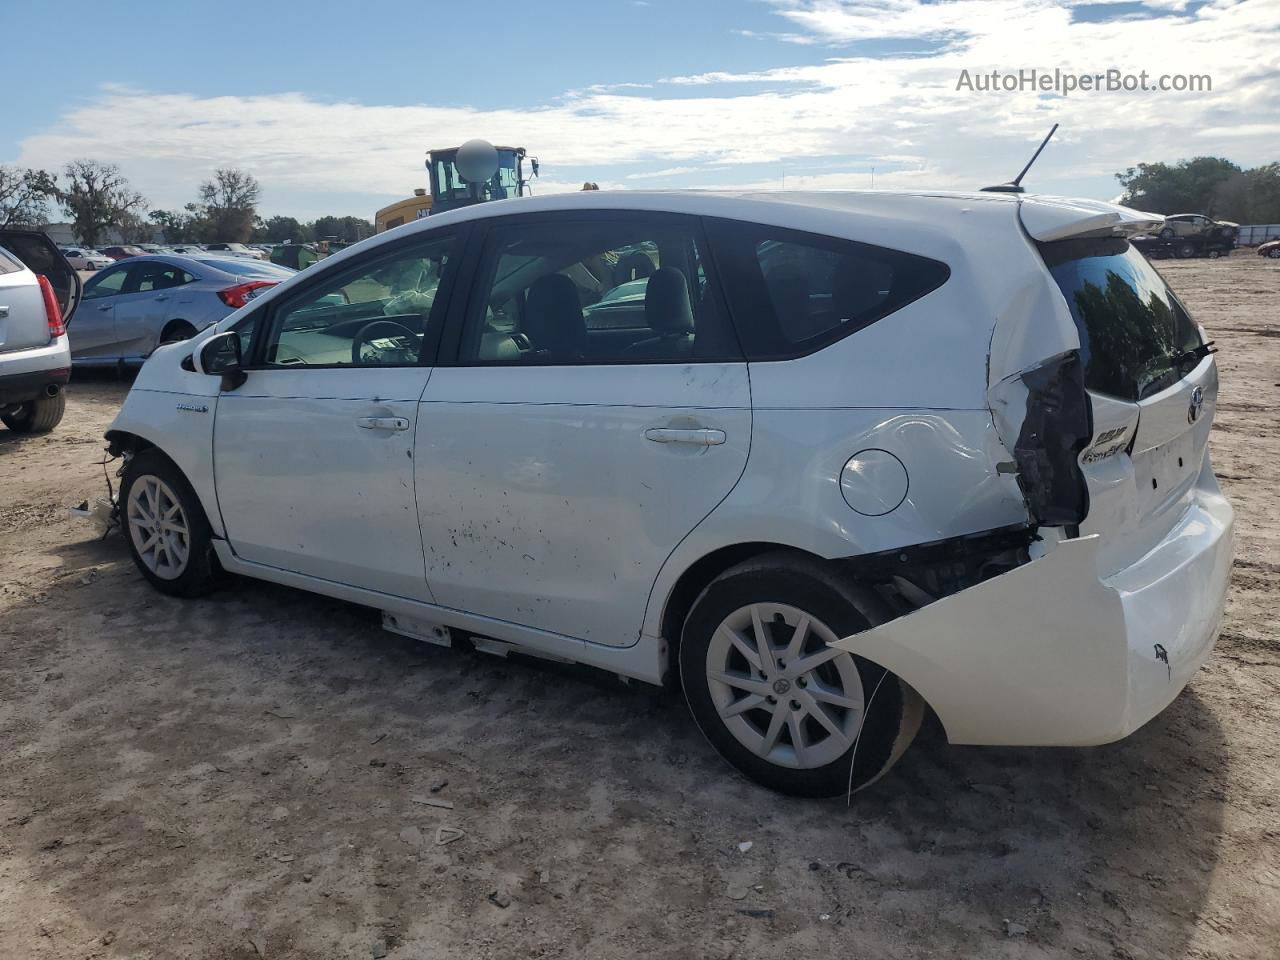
(199, 331, 247, 391)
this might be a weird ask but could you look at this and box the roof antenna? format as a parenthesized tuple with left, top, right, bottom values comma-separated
(981, 123, 1058, 194)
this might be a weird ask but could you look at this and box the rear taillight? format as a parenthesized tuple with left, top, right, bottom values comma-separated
(218, 280, 275, 309)
(37, 275, 66, 338)
(1012, 351, 1093, 529)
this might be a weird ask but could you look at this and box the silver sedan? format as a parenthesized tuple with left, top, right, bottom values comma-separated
(71, 255, 294, 365)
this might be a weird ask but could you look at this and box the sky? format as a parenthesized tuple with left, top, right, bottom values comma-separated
(4, 0, 1277, 221)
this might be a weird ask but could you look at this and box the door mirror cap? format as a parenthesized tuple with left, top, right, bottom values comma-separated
(198, 331, 247, 390)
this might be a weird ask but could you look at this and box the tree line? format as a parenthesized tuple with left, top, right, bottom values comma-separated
(1116, 157, 1280, 223)
(0, 159, 373, 247)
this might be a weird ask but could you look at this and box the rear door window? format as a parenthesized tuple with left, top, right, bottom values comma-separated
(455, 214, 739, 365)
(704, 219, 950, 359)
(1038, 237, 1202, 401)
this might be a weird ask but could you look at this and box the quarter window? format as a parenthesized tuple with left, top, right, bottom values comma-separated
(259, 234, 456, 367)
(705, 220, 951, 359)
(458, 217, 738, 364)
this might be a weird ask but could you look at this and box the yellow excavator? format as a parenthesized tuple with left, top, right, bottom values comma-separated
(375, 140, 539, 233)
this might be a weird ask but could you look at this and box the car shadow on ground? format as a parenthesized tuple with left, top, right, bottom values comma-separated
(4, 529, 1229, 957)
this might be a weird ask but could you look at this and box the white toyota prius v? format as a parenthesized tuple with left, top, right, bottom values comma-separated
(103, 189, 1234, 797)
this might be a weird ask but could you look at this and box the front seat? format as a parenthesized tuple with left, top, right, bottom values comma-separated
(521, 273, 586, 360)
(626, 267, 695, 360)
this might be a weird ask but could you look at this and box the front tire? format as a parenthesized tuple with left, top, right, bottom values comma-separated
(120, 449, 218, 597)
(679, 554, 922, 797)
(1, 391, 66, 433)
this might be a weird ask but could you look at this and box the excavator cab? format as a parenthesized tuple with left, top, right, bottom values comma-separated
(426, 140, 537, 215)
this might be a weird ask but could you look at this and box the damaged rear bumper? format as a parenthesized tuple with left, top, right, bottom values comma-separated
(831, 466, 1234, 746)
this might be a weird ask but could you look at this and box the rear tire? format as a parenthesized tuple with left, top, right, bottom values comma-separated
(1268, 248, 1280, 259)
(159, 320, 197, 345)
(679, 553, 922, 797)
(119, 449, 218, 597)
(1176, 242, 1197, 259)
(1, 391, 66, 433)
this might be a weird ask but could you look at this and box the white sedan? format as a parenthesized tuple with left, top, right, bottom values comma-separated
(61, 247, 114, 271)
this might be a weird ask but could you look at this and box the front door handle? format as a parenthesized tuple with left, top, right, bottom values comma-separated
(154, 294, 168, 302)
(0, 305, 8, 318)
(357, 416, 410, 432)
(99, 304, 112, 311)
(644, 427, 726, 446)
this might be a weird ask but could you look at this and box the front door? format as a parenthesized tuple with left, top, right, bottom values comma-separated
(73, 263, 131, 359)
(212, 229, 462, 601)
(417, 212, 751, 646)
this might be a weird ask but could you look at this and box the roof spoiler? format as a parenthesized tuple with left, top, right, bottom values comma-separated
(1019, 197, 1165, 242)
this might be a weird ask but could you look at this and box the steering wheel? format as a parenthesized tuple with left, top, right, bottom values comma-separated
(351, 320, 420, 365)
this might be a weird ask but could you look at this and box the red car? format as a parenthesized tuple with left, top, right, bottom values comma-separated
(1257, 239, 1280, 259)
(100, 245, 146, 261)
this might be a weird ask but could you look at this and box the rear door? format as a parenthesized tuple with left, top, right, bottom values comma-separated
(112, 260, 197, 357)
(416, 211, 750, 647)
(0, 229, 80, 323)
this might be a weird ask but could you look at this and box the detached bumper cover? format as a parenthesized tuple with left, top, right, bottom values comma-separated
(831, 470, 1233, 746)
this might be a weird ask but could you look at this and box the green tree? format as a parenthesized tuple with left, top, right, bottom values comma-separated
(59, 160, 146, 247)
(0, 166, 58, 226)
(1116, 157, 1242, 215)
(1210, 163, 1280, 224)
(194, 168, 261, 242)
(309, 215, 374, 243)
(256, 215, 308, 243)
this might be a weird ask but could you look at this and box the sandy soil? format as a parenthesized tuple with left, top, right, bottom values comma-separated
(1, 256, 1277, 960)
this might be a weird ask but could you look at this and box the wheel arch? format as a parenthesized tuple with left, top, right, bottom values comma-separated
(159, 318, 198, 345)
(657, 542, 897, 686)
(104, 426, 224, 538)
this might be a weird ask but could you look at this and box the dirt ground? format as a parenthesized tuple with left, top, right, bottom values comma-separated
(1, 255, 1277, 960)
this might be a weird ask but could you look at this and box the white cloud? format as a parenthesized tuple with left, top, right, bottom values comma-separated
(13, 1, 1276, 219)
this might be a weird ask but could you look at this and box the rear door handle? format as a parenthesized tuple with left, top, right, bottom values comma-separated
(99, 305, 112, 311)
(357, 416, 410, 432)
(154, 294, 168, 302)
(0, 305, 8, 318)
(644, 427, 726, 446)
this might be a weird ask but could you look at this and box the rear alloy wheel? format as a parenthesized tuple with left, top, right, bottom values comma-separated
(1, 391, 66, 433)
(1269, 248, 1280, 259)
(120, 449, 218, 597)
(706, 603, 865, 770)
(1176, 242, 1197, 259)
(159, 320, 197, 346)
(680, 555, 922, 797)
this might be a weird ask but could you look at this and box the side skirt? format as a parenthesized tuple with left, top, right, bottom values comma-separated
(211, 541, 665, 685)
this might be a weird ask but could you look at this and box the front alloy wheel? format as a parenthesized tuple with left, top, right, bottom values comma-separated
(120, 448, 219, 597)
(126, 475, 190, 580)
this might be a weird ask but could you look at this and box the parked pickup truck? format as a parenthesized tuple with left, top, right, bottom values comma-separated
(1132, 233, 1234, 260)
(0, 229, 80, 433)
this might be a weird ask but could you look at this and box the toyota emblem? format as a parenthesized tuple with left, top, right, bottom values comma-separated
(1187, 385, 1205, 424)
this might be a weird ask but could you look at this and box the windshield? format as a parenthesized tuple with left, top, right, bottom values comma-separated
(1038, 237, 1202, 401)
(433, 149, 520, 203)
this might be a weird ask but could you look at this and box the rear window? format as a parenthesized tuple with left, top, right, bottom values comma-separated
(200, 258, 294, 277)
(705, 219, 950, 359)
(1038, 237, 1202, 401)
